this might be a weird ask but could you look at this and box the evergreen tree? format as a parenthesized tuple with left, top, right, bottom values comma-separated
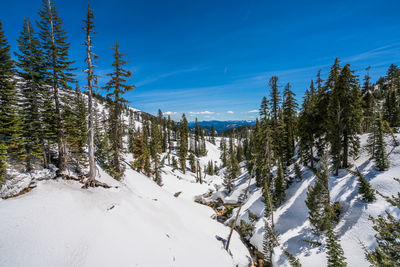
(367, 114, 389, 171)
(263, 181, 274, 224)
(194, 118, 199, 155)
(132, 130, 149, 174)
(64, 84, 87, 172)
(347, 166, 376, 202)
(223, 166, 233, 194)
(269, 76, 282, 159)
(361, 66, 375, 133)
(282, 83, 298, 166)
(210, 124, 216, 144)
(199, 126, 207, 156)
(236, 140, 243, 163)
(327, 64, 363, 175)
(150, 117, 162, 185)
(314, 60, 341, 157)
(382, 64, 400, 128)
(273, 159, 286, 207)
(253, 103, 273, 188)
(104, 41, 134, 180)
(365, 178, 400, 266)
(305, 153, 331, 233)
(93, 104, 111, 172)
(220, 137, 228, 167)
(178, 114, 188, 173)
(282, 249, 302, 267)
(298, 82, 318, 168)
(263, 219, 278, 267)
(189, 153, 196, 173)
(0, 21, 26, 163)
(14, 17, 45, 170)
(38, 0, 75, 175)
(326, 226, 347, 267)
(229, 134, 240, 178)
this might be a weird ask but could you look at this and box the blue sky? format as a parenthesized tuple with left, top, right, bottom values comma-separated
(1, 0, 400, 121)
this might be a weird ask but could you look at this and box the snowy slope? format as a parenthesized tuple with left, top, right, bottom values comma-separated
(0, 161, 251, 267)
(214, 134, 400, 267)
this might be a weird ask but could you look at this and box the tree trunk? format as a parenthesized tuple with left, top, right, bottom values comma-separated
(86, 14, 96, 182)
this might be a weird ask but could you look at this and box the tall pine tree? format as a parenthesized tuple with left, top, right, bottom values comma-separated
(14, 17, 45, 170)
(38, 0, 75, 175)
(104, 41, 134, 180)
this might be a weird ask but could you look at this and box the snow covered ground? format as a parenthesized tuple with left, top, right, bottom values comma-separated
(0, 158, 251, 267)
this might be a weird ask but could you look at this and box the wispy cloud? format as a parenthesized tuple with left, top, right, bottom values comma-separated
(344, 45, 399, 63)
(163, 111, 178, 116)
(248, 110, 259, 113)
(189, 111, 214, 115)
(136, 66, 203, 87)
(227, 110, 234, 114)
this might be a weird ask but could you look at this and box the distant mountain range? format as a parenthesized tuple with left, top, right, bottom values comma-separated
(187, 120, 256, 133)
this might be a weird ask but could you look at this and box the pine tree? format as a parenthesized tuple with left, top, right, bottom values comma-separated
(178, 114, 188, 173)
(298, 82, 317, 168)
(314, 60, 341, 157)
(132, 130, 149, 174)
(348, 166, 376, 202)
(189, 153, 196, 173)
(220, 137, 228, 167)
(38, 0, 75, 175)
(223, 166, 233, 194)
(263, 181, 274, 224)
(229, 134, 240, 178)
(282, 83, 298, 166)
(361, 66, 375, 133)
(104, 40, 134, 180)
(94, 105, 111, 171)
(194, 118, 199, 155)
(64, 84, 87, 172)
(327, 64, 362, 175)
(269, 76, 282, 159)
(365, 178, 400, 266)
(305, 153, 331, 233)
(199, 126, 207, 156)
(14, 17, 45, 170)
(236, 140, 243, 163)
(273, 159, 286, 207)
(150, 117, 162, 185)
(263, 219, 279, 267)
(382, 65, 400, 128)
(210, 124, 216, 144)
(326, 226, 347, 267)
(253, 103, 273, 187)
(367, 114, 389, 171)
